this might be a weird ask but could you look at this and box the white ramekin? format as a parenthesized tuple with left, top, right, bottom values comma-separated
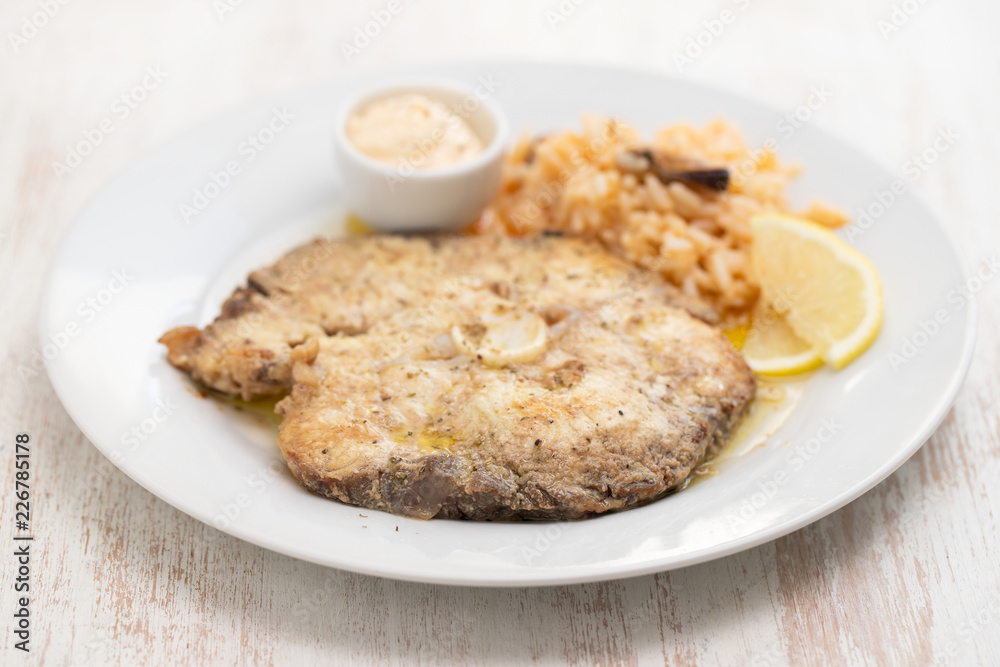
(332, 78, 509, 232)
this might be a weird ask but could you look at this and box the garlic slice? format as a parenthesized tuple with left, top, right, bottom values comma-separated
(451, 310, 548, 367)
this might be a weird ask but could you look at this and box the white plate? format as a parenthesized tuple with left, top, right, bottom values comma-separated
(41, 61, 976, 586)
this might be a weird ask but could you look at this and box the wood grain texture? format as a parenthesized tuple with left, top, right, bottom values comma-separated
(1, 1, 998, 665)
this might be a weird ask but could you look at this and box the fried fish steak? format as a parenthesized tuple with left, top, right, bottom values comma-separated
(160, 234, 755, 520)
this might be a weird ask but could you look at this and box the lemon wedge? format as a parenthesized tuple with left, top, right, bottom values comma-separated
(451, 310, 548, 367)
(740, 302, 823, 376)
(751, 213, 883, 370)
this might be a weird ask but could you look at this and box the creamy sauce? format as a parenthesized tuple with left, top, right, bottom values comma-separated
(346, 93, 484, 169)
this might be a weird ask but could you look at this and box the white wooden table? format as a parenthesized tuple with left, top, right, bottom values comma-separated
(2, 1, 998, 664)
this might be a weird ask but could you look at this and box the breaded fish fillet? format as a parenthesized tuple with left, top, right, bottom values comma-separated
(160, 235, 755, 520)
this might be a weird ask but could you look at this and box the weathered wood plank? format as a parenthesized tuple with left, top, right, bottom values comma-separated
(0, 1, 997, 665)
